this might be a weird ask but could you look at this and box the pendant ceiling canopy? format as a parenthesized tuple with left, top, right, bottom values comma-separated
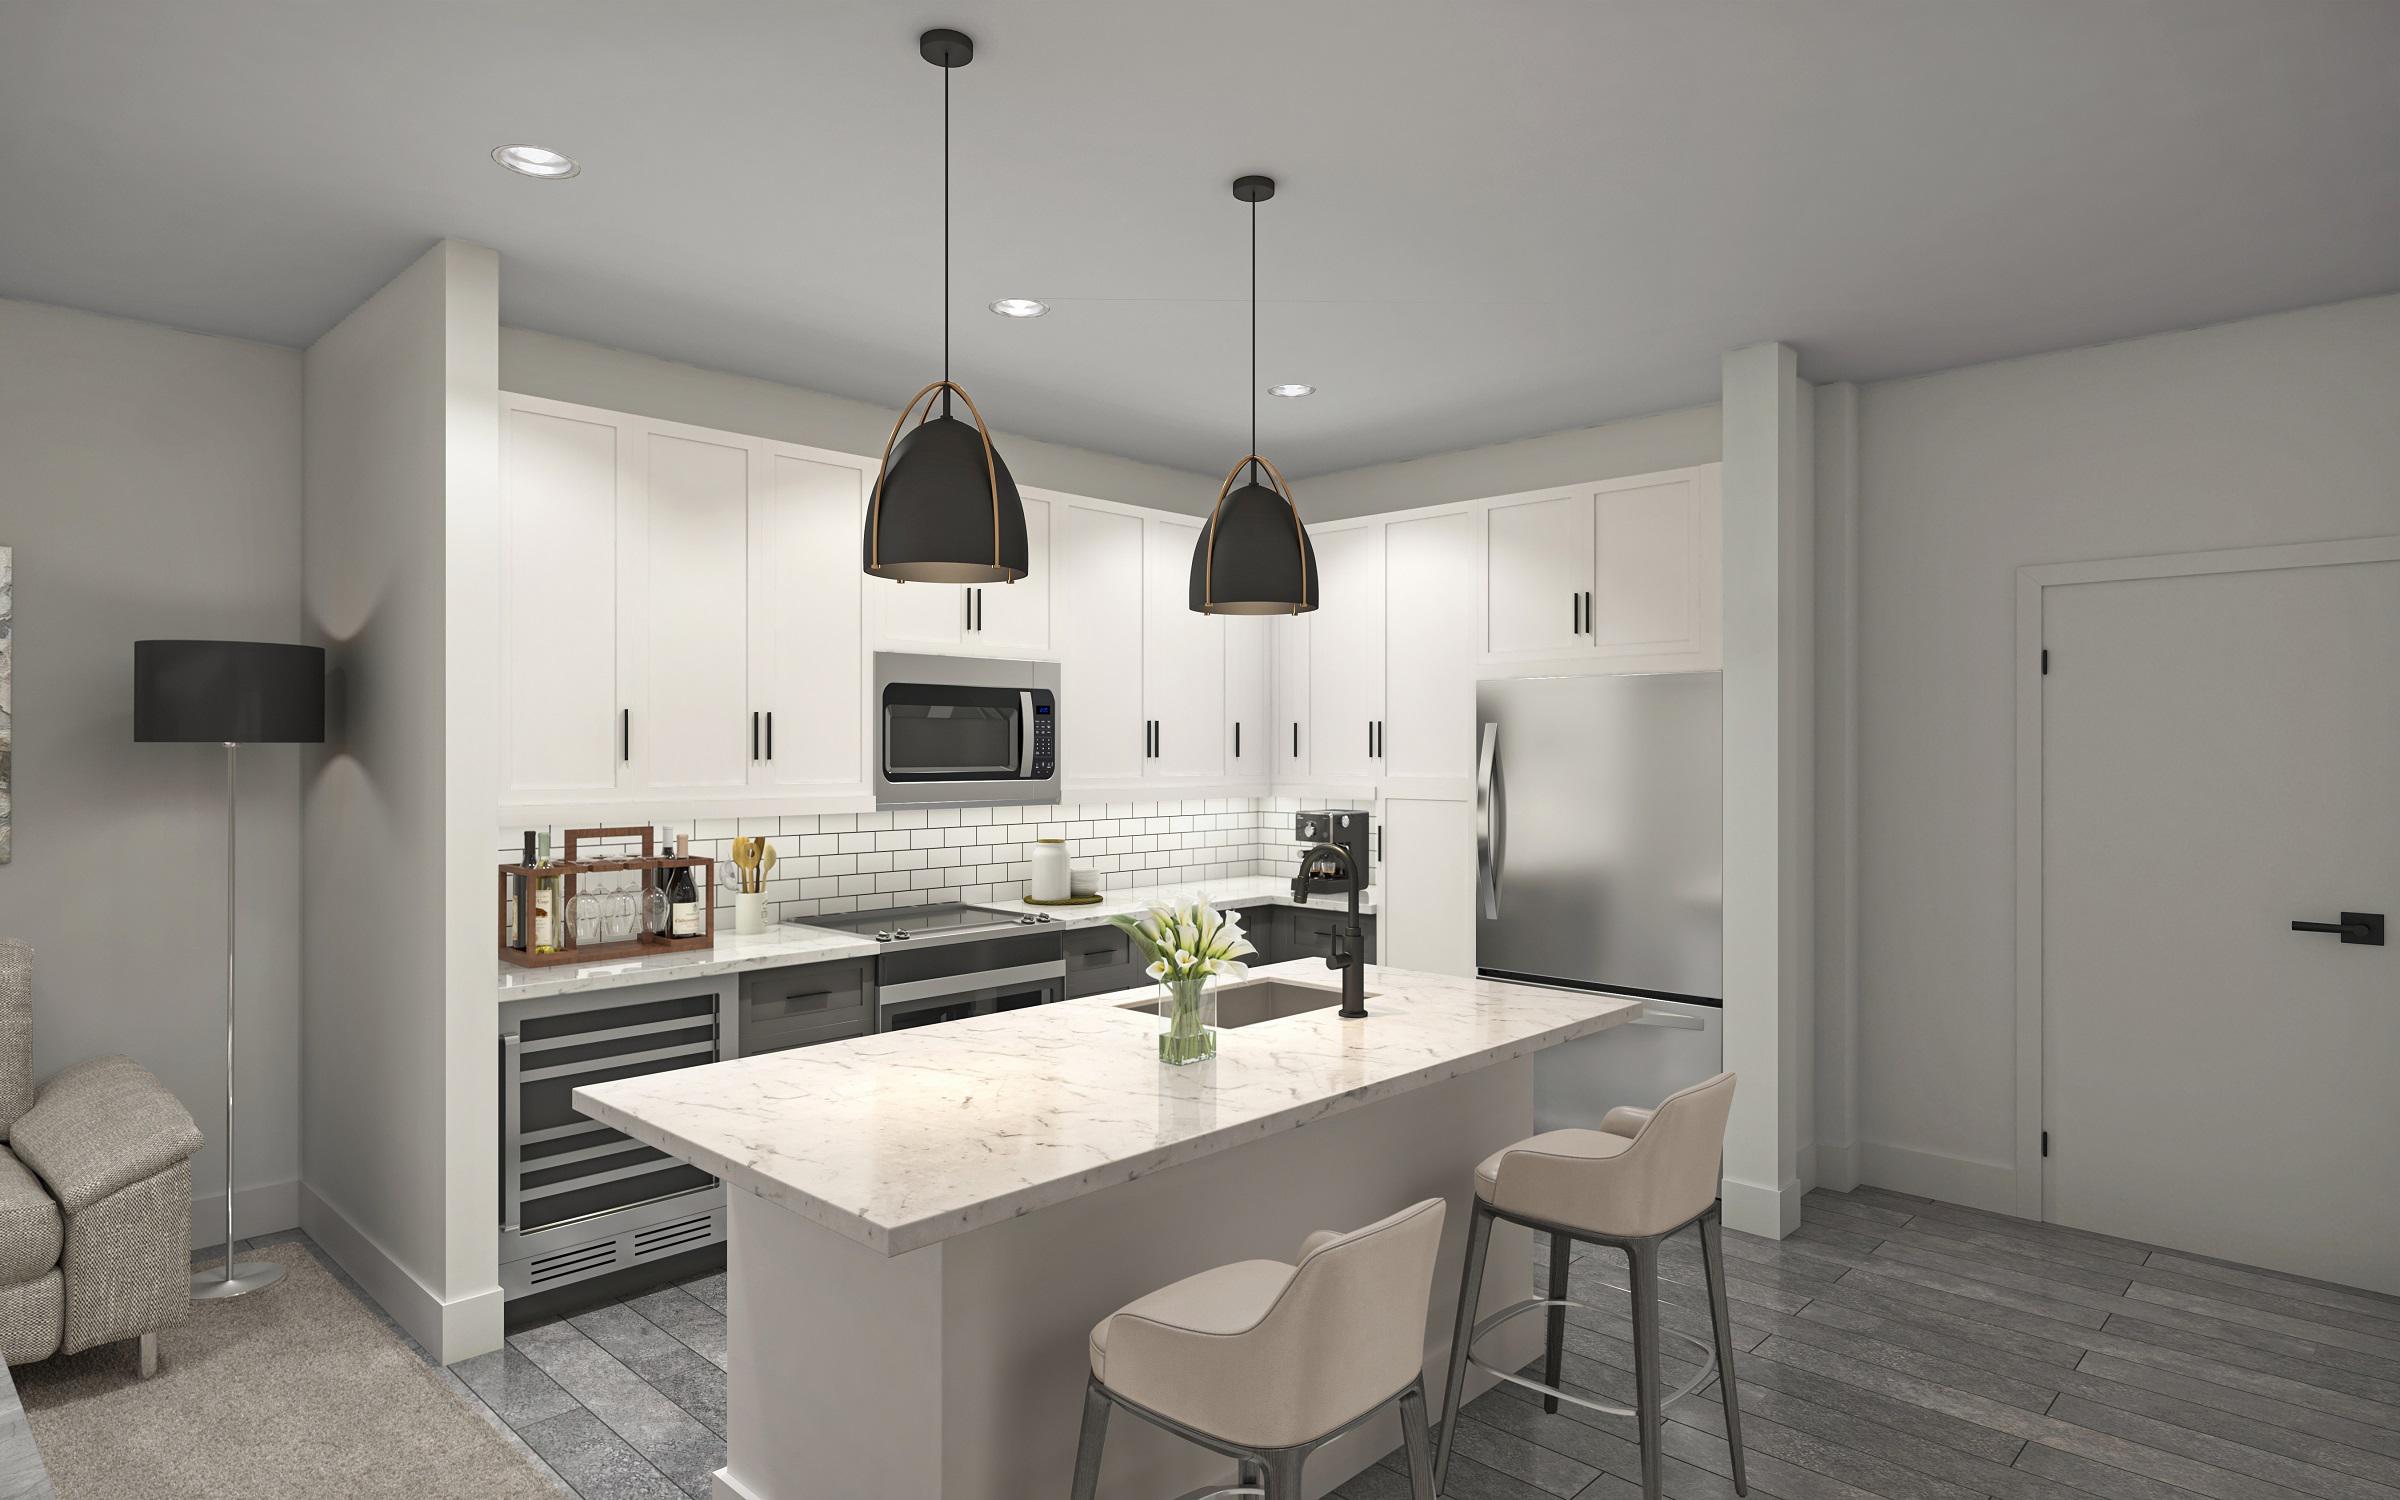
(864, 28, 1028, 585)
(1190, 174, 1317, 615)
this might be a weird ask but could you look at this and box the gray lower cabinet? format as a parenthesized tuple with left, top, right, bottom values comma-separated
(1273, 907, 1376, 965)
(739, 957, 874, 1055)
(1063, 925, 1143, 999)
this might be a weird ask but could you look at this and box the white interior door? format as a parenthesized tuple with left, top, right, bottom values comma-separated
(632, 429, 752, 797)
(1053, 503, 1146, 785)
(500, 403, 624, 803)
(2042, 554, 2399, 1293)
(751, 447, 865, 792)
(1381, 509, 1475, 784)
(1142, 517, 1225, 780)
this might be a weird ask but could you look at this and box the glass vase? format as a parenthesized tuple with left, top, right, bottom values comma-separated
(1156, 974, 1219, 1066)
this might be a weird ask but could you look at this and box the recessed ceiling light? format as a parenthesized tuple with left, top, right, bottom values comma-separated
(988, 298, 1049, 318)
(1266, 383, 1315, 398)
(491, 144, 579, 179)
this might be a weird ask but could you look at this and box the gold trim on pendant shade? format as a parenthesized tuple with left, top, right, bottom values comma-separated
(1200, 451, 1309, 613)
(866, 378, 1014, 578)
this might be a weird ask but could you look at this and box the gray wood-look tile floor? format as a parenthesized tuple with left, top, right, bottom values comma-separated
(202, 1185, 2400, 1500)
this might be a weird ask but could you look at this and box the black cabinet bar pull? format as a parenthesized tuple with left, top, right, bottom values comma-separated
(1572, 591, 1581, 634)
(620, 708, 630, 763)
(1292, 722, 1299, 758)
(752, 711, 760, 761)
(1584, 590, 1593, 635)
(766, 711, 774, 761)
(1235, 722, 1242, 759)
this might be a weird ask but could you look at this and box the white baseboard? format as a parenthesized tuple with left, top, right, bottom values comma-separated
(1813, 1140, 1861, 1193)
(1721, 1172, 1802, 1238)
(189, 1177, 301, 1249)
(299, 1181, 504, 1364)
(712, 1470, 768, 1500)
(1856, 1140, 2021, 1215)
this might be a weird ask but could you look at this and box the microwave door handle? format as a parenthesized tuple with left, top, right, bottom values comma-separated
(1018, 690, 1036, 777)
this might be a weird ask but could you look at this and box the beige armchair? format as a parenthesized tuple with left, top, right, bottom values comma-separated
(0, 941, 203, 1376)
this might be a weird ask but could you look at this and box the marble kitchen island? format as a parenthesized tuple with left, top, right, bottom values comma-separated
(576, 960, 1640, 1500)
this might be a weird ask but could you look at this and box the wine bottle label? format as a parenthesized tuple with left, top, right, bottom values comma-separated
(672, 901, 700, 937)
(533, 902, 555, 951)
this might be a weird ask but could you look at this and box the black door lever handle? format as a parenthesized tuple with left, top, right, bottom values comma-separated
(2291, 912, 2384, 946)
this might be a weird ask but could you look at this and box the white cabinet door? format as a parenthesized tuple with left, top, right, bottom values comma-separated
(967, 494, 1050, 653)
(871, 575, 966, 650)
(630, 427, 753, 798)
(1223, 614, 1269, 779)
(1377, 796, 1476, 976)
(1306, 522, 1386, 785)
(1381, 509, 1476, 784)
(1591, 469, 1714, 661)
(751, 446, 866, 793)
(1272, 615, 1311, 781)
(1142, 516, 1225, 781)
(1481, 492, 1591, 657)
(1053, 502, 1147, 785)
(501, 402, 626, 804)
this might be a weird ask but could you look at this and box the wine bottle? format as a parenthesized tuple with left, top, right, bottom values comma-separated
(531, 831, 559, 953)
(669, 832, 701, 938)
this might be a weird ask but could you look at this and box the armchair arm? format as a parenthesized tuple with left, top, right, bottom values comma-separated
(11, 1058, 202, 1214)
(1598, 1105, 1654, 1140)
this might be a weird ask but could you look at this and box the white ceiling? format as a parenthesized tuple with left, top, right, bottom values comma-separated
(5, 1, 2395, 477)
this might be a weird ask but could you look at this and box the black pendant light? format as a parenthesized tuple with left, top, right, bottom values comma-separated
(863, 28, 1029, 585)
(1190, 174, 1317, 615)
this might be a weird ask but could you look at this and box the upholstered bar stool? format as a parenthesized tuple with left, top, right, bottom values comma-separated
(1435, 1072, 1746, 1500)
(1073, 1198, 1447, 1500)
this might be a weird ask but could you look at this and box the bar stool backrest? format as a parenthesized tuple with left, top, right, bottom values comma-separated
(1109, 1196, 1446, 1449)
(1500, 1072, 1736, 1238)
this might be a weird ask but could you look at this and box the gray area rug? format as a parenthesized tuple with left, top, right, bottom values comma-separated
(15, 1244, 557, 1499)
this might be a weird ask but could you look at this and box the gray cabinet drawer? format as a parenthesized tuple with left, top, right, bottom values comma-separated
(1276, 909, 1376, 964)
(1063, 925, 1144, 1000)
(739, 958, 873, 1055)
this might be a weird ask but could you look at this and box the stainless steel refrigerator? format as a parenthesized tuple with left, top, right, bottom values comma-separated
(1475, 671, 1724, 1133)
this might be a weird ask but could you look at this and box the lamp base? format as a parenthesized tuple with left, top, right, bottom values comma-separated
(191, 1259, 285, 1300)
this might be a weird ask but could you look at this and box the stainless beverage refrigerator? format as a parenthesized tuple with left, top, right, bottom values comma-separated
(1474, 671, 1725, 1133)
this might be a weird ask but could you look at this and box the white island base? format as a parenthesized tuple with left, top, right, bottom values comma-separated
(713, 1057, 1543, 1500)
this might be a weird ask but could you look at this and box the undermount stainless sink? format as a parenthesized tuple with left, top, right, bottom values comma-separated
(1116, 978, 1374, 1030)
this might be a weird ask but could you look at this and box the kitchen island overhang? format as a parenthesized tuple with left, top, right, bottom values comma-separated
(577, 960, 1641, 1500)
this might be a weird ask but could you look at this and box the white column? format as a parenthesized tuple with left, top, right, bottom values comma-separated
(1719, 342, 1814, 1238)
(1812, 382, 1861, 1192)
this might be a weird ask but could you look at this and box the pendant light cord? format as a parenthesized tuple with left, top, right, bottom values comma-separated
(942, 61, 952, 415)
(1249, 197, 1258, 481)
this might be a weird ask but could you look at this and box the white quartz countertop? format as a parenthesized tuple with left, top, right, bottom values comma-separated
(573, 960, 1637, 1256)
(496, 875, 1376, 1002)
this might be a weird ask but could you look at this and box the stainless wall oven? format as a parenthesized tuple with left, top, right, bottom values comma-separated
(873, 652, 1059, 807)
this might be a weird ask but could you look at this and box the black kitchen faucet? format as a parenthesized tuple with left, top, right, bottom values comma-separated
(1292, 811, 1371, 1018)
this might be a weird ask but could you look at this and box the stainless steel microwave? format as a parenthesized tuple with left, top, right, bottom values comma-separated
(872, 652, 1060, 807)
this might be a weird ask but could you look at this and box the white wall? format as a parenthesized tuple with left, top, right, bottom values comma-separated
(1293, 403, 1720, 522)
(500, 327, 1219, 517)
(1847, 291, 2400, 1208)
(302, 239, 502, 1362)
(0, 297, 305, 1245)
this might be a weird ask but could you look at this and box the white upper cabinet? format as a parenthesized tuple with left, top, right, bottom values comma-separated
(1271, 615, 1311, 781)
(1305, 520, 1387, 785)
(629, 427, 754, 798)
(1381, 508, 1477, 785)
(867, 494, 1051, 656)
(1475, 464, 1721, 673)
(750, 445, 866, 793)
(1141, 516, 1226, 781)
(1052, 500, 1147, 787)
(501, 401, 626, 803)
(1223, 614, 1269, 781)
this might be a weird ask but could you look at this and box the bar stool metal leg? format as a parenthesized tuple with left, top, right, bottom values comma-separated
(1397, 1380, 1437, 1500)
(1259, 1447, 1307, 1498)
(1433, 1200, 1493, 1492)
(1699, 1208, 1749, 1495)
(1238, 1456, 1266, 1492)
(1070, 1376, 1110, 1500)
(1543, 1230, 1570, 1413)
(1627, 1238, 1666, 1500)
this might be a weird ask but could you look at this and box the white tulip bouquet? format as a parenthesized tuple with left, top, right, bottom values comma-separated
(1112, 895, 1256, 1064)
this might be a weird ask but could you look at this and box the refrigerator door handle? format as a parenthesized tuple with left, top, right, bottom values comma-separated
(1476, 721, 1502, 919)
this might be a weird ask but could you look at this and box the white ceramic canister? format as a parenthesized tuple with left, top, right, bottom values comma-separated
(1030, 838, 1071, 902)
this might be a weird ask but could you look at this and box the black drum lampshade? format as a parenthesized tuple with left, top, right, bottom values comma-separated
(863, 395, 1029, 584)
(134, 640, 325, 744)
(1189, 463, 1318, 614)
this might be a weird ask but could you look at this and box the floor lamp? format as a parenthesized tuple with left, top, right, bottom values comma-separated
(135, 639, 325, 1300)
